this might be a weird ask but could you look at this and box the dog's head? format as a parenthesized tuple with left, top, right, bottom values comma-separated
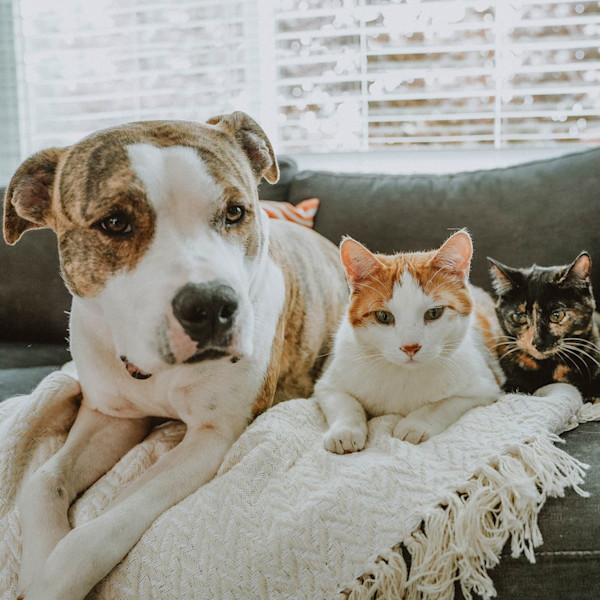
(3, 112, 279, 377)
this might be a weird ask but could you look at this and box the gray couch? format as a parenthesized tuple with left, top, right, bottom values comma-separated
(2, 147, 600, 598)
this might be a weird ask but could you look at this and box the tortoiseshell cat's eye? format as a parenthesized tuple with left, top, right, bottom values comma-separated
(511, 312, 527, 325)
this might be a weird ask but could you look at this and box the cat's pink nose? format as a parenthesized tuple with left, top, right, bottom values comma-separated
(401, 343, 421, 357)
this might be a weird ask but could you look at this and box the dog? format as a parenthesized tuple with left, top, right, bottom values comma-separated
(3, 111, 348, 600)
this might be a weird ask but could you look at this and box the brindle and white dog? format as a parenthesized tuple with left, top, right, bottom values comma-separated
(3, 112, 347, 600)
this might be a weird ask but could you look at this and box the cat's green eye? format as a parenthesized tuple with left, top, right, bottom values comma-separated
(549, 309, 566, 323)
(375, 310, 395, 325)
(511, 312, 527, 325)
(424, 307, 445, 321)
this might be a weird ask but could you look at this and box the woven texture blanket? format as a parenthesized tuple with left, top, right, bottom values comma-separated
(0, 372, 597, 600)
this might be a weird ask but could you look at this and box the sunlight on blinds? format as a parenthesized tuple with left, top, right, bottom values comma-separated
(9, 0, 600, 156)
(15, 0, 261, 151)
(274, 0, 600, 151)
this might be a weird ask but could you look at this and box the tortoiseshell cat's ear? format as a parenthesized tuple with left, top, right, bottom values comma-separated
(558, 252, 592, 285)
(488, 257, 519, 296)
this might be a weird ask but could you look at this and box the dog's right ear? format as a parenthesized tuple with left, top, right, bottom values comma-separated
(207, 111, 279, 184)
(3, 147, 65, 245)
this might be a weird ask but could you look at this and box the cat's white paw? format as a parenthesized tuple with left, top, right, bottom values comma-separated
(533, 383, 581, 398)
(393, 417, 439, 445)
(534, 382, 581, 399)
(323, 423, 367, 454)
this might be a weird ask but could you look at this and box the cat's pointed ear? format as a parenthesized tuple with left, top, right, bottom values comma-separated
(487, 257, 518, 296)
(559, 252, 592, 285)
(340, 237, 384, 289)
(431, 230, 472, 280)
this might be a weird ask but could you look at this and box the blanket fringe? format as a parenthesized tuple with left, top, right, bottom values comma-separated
(578, 400, 600, 423)
(343, 433, 589, 600)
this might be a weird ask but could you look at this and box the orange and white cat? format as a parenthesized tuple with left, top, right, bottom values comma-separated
(316, 230, 504, 453)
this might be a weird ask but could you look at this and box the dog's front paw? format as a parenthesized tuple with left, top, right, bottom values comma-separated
(393, 417, 439, 444)
(323, 423, 367, 454)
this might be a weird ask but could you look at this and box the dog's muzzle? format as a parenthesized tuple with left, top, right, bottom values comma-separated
(171, 281, 239, 363)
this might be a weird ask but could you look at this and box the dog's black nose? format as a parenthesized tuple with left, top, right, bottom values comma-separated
(172, 282, 238, 342)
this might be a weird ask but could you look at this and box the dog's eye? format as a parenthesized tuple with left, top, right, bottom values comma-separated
(225, 205, 245, 225)
(98, 213, 133, 236)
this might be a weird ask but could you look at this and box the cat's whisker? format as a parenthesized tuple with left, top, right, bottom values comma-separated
(562, 344, 600, 371)
(562, 340, 599, 357)
(563, 337, 600, 355)
(562, 349, 592, 380)
(424, 279, 457, 299)
(557, 349, 585, 378)
(345, 353, 386, 367)
(336, 356, 391, 382)
(441, 354, 462, 372)
(490, 338, 518, 350)
(562, 346, 600, 370)
(423, 266, 448, 293)
(424, 269, 466, 299)
(367, 273, 387, 290)
(353, 281, 387, 299)
(489, 334, 517, 342)
(498, 345, 523, 360)
(563, 344, 597, 370)
(488, 340, 517, 351)
(436, 343, 465, 376)
(436, 355, 462, 379)
(366, 302, 379, 314)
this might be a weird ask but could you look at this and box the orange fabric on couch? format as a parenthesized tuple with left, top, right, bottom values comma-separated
(260, 198, 319, 228)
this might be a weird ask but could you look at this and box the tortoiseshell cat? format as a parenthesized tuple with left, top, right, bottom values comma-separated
(488, 252, 600, 399)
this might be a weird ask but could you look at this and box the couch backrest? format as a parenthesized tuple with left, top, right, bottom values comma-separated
(286, 147, 600, 296)
(0, 207, 71, 343)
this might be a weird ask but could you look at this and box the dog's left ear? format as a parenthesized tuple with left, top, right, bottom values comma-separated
(207, 111, 279, 184)
(3, 147, 65, 245)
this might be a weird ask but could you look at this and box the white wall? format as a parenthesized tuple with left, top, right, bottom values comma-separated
(291, 145, 592, 175)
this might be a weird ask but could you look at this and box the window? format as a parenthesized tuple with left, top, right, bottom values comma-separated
(275, 0, 600, 151)
(2, 0, 599, 181)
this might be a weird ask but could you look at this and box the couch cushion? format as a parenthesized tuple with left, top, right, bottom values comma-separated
(484, 422, 600, 600)
(0, 188, 71, 343)
(0, 366, 62, 401)
(288, 148, 600, 294)
(258, 155, 297, 202)
(0, 341, 71, 369)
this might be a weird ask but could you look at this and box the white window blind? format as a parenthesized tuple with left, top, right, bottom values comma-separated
(13, 0, 262, 153)
(4, 0, 600, 165)
(274, 0, 600, 151)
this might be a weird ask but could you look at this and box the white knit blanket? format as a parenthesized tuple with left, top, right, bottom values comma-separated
(0, 372, 598, 600)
